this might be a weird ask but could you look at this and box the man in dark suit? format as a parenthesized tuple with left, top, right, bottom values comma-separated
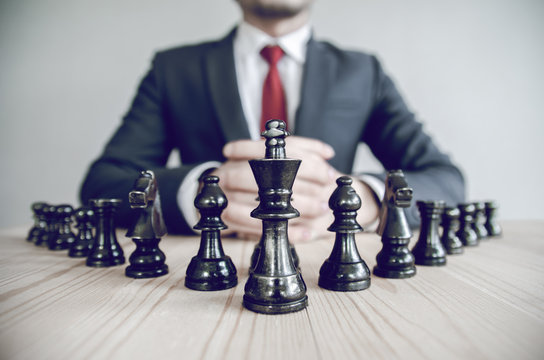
(80, 0, 465, 241)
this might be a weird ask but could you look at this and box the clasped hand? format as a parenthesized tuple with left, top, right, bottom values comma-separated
(211, 136, 378, 242)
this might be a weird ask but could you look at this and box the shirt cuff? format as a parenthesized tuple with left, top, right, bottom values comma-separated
(177, 161, 222, 232)
(355, 174, 385, 233)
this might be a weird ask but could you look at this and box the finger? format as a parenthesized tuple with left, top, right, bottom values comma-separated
(294, 154, 337, 186)
(223, 139, 265, 160)
(291, 192, 329, 218)
(286, 136, 335, 159)
(212, 161, 258, 192)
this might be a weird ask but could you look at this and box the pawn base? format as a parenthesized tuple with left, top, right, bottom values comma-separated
(185, 257, 238, 291)
(319, 260, 371, 292)
(373, 265, 416, 279)
(86, 256, 125, 268)
(319, 278, 370, 292)
(243, 295, 308, 315)
(126, 264, 169, 279)
(446, 247, 464, 255)
(415, 257, 447, 266)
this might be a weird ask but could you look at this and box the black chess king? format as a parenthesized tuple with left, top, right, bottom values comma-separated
(243, 119, 308, 314)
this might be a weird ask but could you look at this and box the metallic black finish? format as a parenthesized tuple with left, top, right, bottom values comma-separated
(48, 205, 76, 251)
(412, 201, 447, 266)
(243, 120, 307, 314)
(69, 207, 95, 258)
(457, 203, 479, 246)
(319, 176, 370, 291)
(126, 171, 169, 278)
(185, 175, 237, 290)
(373, 170, 416, 278)
(87, 199, 125, 267)
(472, 202, 489, 239)
(27, 202, 48, 243)
(440, 207, 464, 255)
(35, 205, 56, 247)
(484, 201, 502, 237)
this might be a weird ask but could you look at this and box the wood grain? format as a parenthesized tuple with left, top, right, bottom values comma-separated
(0, 220, 543, 360)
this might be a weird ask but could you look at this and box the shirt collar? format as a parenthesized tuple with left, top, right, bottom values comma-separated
(235, 21, 311, 64)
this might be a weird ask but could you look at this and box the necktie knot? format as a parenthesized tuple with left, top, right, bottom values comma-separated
(260, 45, 284, 66)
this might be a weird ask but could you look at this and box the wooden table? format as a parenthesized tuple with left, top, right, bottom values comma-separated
(1, 221, 543, 360)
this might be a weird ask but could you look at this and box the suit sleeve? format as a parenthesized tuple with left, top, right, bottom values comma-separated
(361, 56, 466, 226)
(80, 55, 198, 234)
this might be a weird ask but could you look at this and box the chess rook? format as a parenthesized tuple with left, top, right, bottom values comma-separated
(318, 176, 371, 291)
(440, 207, 464, 255)
(472, 202, 489, 239)
(87, 199, 125, 267)
(125, 171, 169, 278)
(27, 202, 48, 243)
(243, 119, 308, 314)
(185, 175, 237, 290)
(373, 170, 416, 278)
(35, 205, 57, 247)
(412, 200, 447, 266)
(48, 205, 76, 251)
(69, 207, 95, 258)
(484, 201, 502, 237)
(457, 203, 479, 246)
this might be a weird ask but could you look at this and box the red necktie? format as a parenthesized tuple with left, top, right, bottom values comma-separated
(260, 45, 287, 132)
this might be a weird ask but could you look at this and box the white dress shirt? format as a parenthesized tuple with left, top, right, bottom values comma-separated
(178, 21, 384, 231)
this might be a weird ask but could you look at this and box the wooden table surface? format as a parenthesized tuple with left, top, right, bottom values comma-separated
(1, 220, 543, 360)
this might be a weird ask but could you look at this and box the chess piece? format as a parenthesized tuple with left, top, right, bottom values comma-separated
(373, 170, 416, 278)
(69, 207, 95, 258)
(185, 175, 237, 290)
(484, 201, 502, 237)
(125, 171, 169, 278)
(318, 176, 371, 291)
(412, 201, 447, 266)
(243, 119, 308, 314)
(35, 204, 57, 247)
(472, 202, 488, 239)
(48, 204, 76, 250)
(457, 203, 478, 246)
(86, 199, 125, 267)
(27, 202, 48, 243)
(440, 207, 464, 255)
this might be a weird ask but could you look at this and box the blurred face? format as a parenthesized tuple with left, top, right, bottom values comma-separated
(236, 0, 314, 18)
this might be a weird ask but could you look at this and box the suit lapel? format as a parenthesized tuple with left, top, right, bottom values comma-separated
(295, 38, 334, 139)
(205, 29, 251, 142)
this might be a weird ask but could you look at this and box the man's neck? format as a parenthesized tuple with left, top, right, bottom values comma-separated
(243, 10, 310, 37)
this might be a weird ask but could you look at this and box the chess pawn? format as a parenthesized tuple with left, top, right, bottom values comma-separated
(35, 205, 57, 247)
(185, 175, 237, 290)
(472, 202, 488, 239)
(373, 170, 416, 278)
(27, 202, 48, 243)
(69, 207, 95, 258)
(484, 201, 502, 237)
(243, 119, 307, 314)
(440, 207, 464, 255)
(318, 176, 371, 291)
(125, 171, 169, 278)
(457, 203, 478, 246)
(412, 201, 447, 266)
(48, 204, 76, 250)
(87, 199, 125, 267)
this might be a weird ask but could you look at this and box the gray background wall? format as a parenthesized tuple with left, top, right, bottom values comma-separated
(1, 0, 543, 227)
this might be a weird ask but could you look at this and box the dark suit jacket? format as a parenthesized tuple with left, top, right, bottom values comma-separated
(80, 29, 465, 234)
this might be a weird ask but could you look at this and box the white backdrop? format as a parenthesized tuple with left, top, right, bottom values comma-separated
(1, 0, 543, 227)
